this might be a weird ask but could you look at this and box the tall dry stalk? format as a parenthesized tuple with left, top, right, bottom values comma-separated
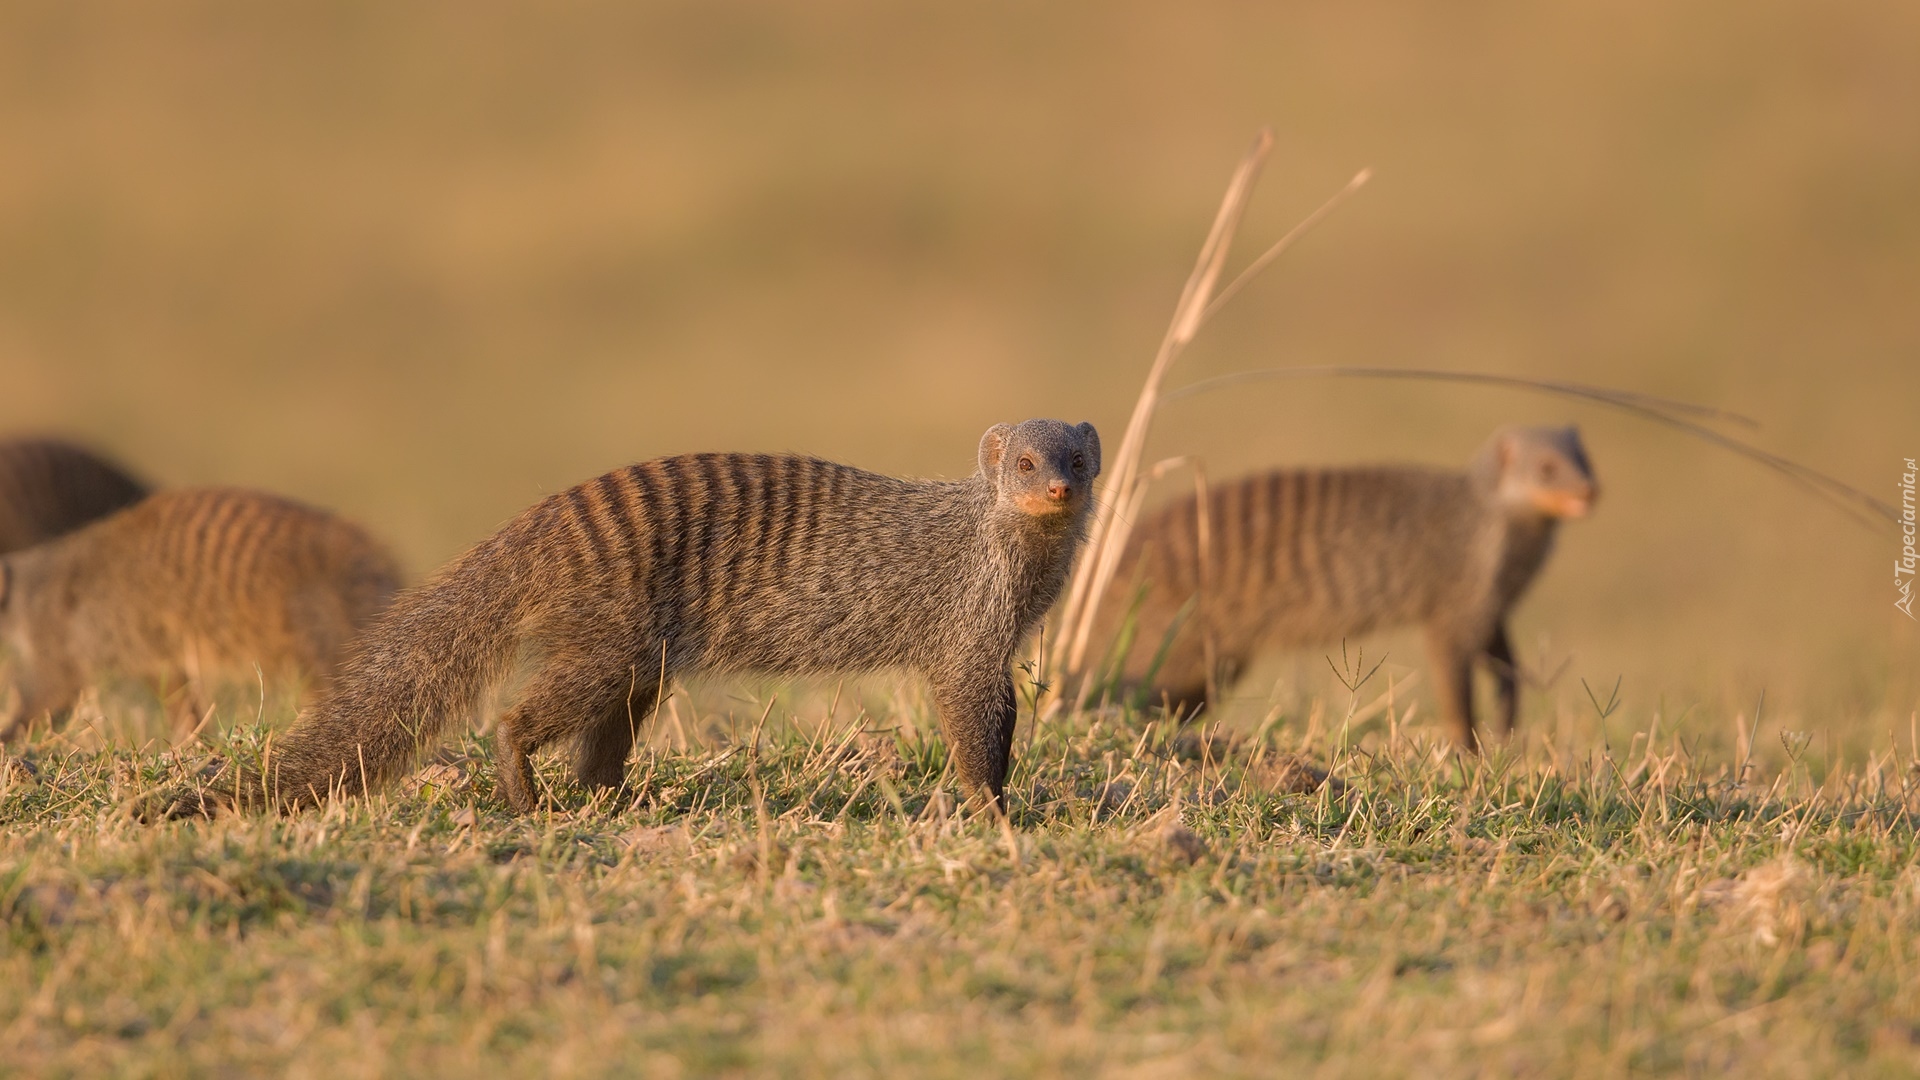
(1049, 130, 1370, 700)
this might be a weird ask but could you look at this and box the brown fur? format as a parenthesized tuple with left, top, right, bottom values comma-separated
(177, 419, 1101, 816)
(0, 488, 403, 740)
(1096, 425, 1598, 748)
(0, 437, 149, 554)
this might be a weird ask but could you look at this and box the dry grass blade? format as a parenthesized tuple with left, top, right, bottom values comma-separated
(1055, 132, 1374, 694)
(1164, 365, 1760, 427)
(1198, 167, 1372, 331)
(1164, 365, 1895, 527)
(1049, 130, 1273, 683)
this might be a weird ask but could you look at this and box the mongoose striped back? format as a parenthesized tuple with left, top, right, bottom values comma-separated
(0, 438, 149, 554)
(0, 487, 402, 740)
(1097, 425, 1597, 747)
(176, 419, 1101, 816)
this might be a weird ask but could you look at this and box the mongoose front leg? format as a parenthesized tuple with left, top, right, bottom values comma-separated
(0, 680, 75, 744)
(1485, 623, 1519, 736)
(1425, 628, 1481, 752)
(994, 676, 1019, 797)
(932, 666, 1018, 811)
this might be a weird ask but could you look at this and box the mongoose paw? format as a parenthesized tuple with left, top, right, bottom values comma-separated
(134, 785, 228, 822)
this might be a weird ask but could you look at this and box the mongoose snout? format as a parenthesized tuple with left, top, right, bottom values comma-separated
(1533, 487, 1596, 519)
(1014, 480, 1080, 516)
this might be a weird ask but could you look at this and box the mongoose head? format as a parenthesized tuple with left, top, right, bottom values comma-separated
(978, 419, 1102, 519)
(1477, 425, 1599, 520)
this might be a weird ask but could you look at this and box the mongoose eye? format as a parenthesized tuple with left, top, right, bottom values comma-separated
(1071, 454, 1085, 472)
(1539, 462, 1556, 481)
(1017, 457, 1035, 473)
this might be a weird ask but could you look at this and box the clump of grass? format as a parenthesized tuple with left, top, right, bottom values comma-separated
(4, 690, 1920, 1076)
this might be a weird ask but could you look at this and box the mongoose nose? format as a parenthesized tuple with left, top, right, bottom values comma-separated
(1048, 481, 1072, 502)
(1559, 483, 1598, 518)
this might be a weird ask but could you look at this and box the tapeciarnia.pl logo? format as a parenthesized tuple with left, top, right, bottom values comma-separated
(1899, 457, 1917, 619)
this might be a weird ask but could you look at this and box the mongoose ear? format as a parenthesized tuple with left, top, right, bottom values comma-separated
(1076, 422, 1102, 478)
(1560, 426, 1593, 474)
(978, 424, 1015, 474)
(1497, 434, 1517, 472)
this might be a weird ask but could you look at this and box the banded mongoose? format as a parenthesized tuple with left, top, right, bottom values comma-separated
(0, 437, 149, 554)
(0, 488, 403, 740)
(175, 419, 1101, 816)
(1095, 425, 1597, 748)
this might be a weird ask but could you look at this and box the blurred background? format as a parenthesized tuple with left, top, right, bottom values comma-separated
(2, 2, 1914, 749)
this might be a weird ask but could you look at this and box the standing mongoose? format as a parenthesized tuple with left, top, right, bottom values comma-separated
(1094, 425, 1597, 748)
(0, 437, 149, 554)
(173, 419, 1101, 816)
(0, 488, 403, 741)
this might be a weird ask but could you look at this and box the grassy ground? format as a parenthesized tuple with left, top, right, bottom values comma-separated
(1, 5, 1913, 1076)
(5, 684, 1919, 1077)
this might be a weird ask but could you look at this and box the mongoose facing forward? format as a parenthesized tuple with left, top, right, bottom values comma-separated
(0, 488, 403, 740)
(1096, 425, 1597, 748)
(181, 419, 1101, 816)
(0, 437, 149, 554)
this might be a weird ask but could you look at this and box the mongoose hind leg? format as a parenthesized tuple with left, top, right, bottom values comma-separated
(495, 665, 640, 813)
(0, 680, 78, 745)
(931, 666, 1018, 812)
(1155, 684, 1209, 724)
(573, 682, 660, 792)
(493, 718, 541, 814)
(1485, 624, 1519, 737)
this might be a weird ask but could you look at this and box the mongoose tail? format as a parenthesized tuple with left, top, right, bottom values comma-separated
(221, 533, 528, 811)
(184, 419, 1101, 817)
(1102, 424, 1597, 749)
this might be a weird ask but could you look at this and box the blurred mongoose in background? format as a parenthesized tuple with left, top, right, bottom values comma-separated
(1095, 425, 1598, 748)
(175, 419, 1101, 816)
(0, 488, 402, 741)
(0, 437, 150, 554)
